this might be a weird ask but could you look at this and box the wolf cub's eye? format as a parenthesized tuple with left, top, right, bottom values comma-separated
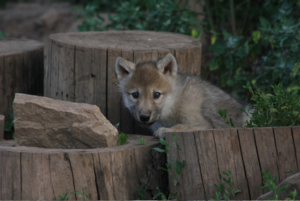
(153, 92, 161, 99)
(132, 92, 139, 99)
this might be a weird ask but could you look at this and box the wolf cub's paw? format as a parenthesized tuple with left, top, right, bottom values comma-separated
(153, 127, 172, 139)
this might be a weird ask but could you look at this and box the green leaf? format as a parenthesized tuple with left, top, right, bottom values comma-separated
(153, 147, 166, 153)
(139, 138, 146, 145)
(252, 31, 261, 44)
(209, 59, 219, 71)
(117, 133, 128, 146)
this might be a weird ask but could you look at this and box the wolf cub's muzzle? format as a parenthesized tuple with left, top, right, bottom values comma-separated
(139, 114, 150, 123)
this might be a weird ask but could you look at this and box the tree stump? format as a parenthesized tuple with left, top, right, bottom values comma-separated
(0, 135, 167, 200)
(45, 31, 202, 134)
(165, 127, 300, 200)
(0, 39, 44, 120)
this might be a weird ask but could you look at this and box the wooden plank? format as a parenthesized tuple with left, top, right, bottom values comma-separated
(195, 129, 220, 200)
(107, 48, 122, 126)
(123, 147, 140, 199)
(3, 55, 14, 119)
(50, 42, 60, 99)
(97, 151, 115, 200)
(30, 48, 44, 96)
(74, 46, 93, 104)
(175, 49, 188, 74)
(49, 152, 76, 200)
(92, 48, 107, 116)
(238, 128, 263, 199)
(21, 152, 53, 200)
(175, 132, 187, 200)
(44, 39, 52, 97)
(179, 131, 205, 199)
(111, 150, 128, 199)
(274, 127, 298, 182)
(57, 43, 74, 101)
(0, 56, 4, 117)
(188, 46, 201, 76)
(0, 149, 2, 200)
(213, 129, 249, 200)
(1, 149, 21, 200)
(165, 132, 181, 199)
(13, 53, 23, 94)
(68, 152, 98, 200)
(254, 127, 279, 190)
(119, 50, 135, 134)
(0, 115, 4, 140)
(292, 127, 300, 171)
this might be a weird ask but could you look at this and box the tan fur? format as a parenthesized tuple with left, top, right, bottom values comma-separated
(115, 53, 250, 138)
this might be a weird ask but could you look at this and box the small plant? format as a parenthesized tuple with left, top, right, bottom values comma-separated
(153, 133, 185, 200)
(115, 123, 128, 146)
(243, 82, 300, 127)
(218, 109, 235, 128)
(211, 170, 242, 200)
(4, 110, 15, 139)
(136, 184, 149, 200)
(117, 133, 128, 146)
(286, 189, 297, 201)
(58, 193, 69, 200)
(137, 133, 185, 200)
(261, 171, 287, 200)
(138, 138, 146, 145)
(0, 30, 6, 39)
(71, 186, 89, 201)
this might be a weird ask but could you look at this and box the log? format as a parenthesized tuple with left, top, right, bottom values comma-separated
(0, 135, 167, 200)
(0, 39, 44, 120)
(45, 31, 202, 134)
(0, 115, 4, 140)
(165, 126, 300, 200)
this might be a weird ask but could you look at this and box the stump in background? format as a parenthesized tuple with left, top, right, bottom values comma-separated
(0, 135, 167, 200)
(165, 127, 300, 200)
(0, 39, 44, 120)
(45, 31, 202, 134)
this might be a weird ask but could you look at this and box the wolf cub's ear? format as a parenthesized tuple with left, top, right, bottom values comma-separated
(157, 53, 178, 77)
(115, 57, 136, 80)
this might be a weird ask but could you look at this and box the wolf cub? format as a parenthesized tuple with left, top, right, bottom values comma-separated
(115, 53, 250, 138)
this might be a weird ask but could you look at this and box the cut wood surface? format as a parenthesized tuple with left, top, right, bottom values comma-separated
(165, 126, 300, 200)
(0, 135, 166, 200)
(45, 31, 202, 134)
(0, 39, 44, 120)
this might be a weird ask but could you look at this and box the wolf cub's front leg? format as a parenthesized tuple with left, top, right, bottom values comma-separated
(153, 124, 208, 138)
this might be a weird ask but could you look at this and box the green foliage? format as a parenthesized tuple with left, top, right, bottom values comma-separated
(75, 0, 198, 36)
(261, 171, 287, 200)
(0, 30, 6, 38)
(117, 132, 128, 146)
(55, 186, 89, 201)
(243, 82, 300, 127)
(4, 110, 14, 139)
(202, 0, 300, 100)
(57, 193, 69, 200)
(71, 186, 89, 201)
(138, 138, 146, 145)
(136, 184, 149, 200)
(211, 170, 242, 200)
(218, 109, 235, 128)
(137, 133, 185, 200)
(286, 189, 297, 201)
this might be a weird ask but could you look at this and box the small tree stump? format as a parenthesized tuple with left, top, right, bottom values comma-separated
(45, 31, 202, 134)
(0, 39, 44, 120)
(165, 127, 300, 200)
(0, 135, 167, 200)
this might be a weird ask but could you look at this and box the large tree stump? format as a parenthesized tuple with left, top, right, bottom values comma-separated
(0, 39, 44, 120)
(165, 127, 300, 200)
(0, 135, 167, 200)
(45, 31, 202, 134)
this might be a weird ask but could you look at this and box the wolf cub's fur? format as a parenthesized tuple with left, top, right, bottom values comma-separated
(115, 53, 250, 138)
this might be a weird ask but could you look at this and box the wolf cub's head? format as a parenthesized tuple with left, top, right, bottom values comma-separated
(115, 53, 178, 125)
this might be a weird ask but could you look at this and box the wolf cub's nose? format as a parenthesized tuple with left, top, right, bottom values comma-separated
(140, 115, 150, 123)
